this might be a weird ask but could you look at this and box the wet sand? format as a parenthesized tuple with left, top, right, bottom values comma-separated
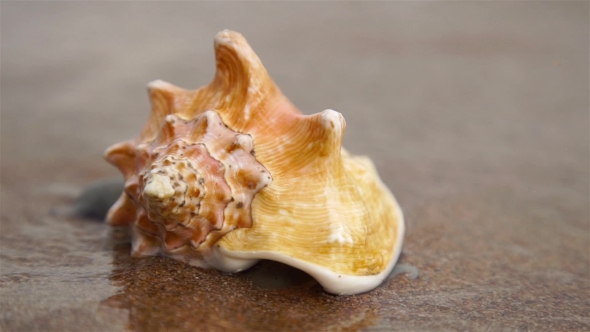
(1, 2, 588, 331)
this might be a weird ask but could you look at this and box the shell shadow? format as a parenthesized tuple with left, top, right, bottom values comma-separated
(50, 178, 123, 221)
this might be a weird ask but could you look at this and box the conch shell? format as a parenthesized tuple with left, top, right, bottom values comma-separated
(104, 30, 404, 295)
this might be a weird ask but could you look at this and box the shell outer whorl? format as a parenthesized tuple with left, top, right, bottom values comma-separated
(104, 30, 404, 295)
(106, 110, 272, 257)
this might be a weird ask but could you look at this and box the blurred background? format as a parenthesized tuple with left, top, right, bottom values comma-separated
(1, 2, 588, 331)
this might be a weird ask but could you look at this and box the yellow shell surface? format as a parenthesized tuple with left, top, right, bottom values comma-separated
(105, 30, 404, 294)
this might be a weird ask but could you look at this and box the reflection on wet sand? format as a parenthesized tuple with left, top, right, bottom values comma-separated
(103, 236, 382, 331)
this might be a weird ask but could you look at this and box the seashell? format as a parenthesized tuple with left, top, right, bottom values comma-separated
(104, 30, 404, 295)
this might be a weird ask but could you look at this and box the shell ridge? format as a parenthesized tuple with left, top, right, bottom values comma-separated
(104, 141, 137, 179)
(106, 192, 137, 226)
(140, 82, 178, 141)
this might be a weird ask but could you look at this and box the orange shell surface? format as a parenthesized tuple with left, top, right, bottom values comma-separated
(105, 30, 404, 294)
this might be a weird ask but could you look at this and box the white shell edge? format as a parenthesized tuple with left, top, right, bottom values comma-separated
(208, 179, 405, 295)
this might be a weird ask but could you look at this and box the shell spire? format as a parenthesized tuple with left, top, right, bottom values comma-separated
(104, 30, 404, 295)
